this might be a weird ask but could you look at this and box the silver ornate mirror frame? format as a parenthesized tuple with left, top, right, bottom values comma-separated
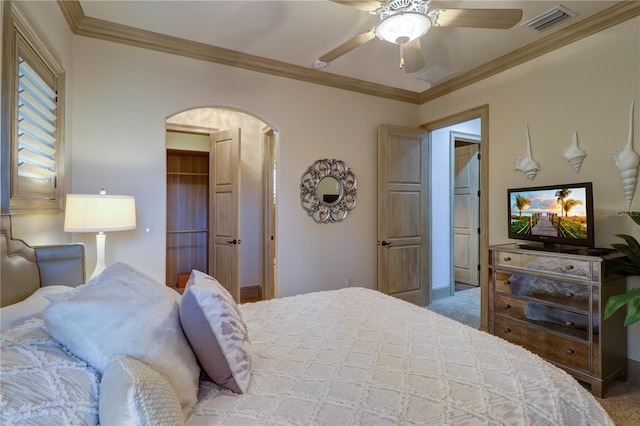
(300, 159, 357, 223)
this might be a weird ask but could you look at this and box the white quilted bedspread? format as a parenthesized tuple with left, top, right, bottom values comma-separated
(0, 319, 100, 425)
(187, 287, 612, 425)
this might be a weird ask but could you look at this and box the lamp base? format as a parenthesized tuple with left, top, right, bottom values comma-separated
(90, 232, 107, 280)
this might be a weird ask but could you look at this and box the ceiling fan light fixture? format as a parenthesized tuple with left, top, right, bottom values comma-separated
(375, 11, 431, 44)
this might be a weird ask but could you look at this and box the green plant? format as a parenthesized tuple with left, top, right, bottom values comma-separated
(604, 212, 640, 327)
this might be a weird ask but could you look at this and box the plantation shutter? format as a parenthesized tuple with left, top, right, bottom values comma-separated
(2, 1, 65, 212)
(12, 32, 61, 205)
(18, 57, 57, 180)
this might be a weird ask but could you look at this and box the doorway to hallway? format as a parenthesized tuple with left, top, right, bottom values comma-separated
(422, 105, 489, 330)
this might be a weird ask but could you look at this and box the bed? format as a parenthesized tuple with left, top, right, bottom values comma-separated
(0, 214, 613, 425)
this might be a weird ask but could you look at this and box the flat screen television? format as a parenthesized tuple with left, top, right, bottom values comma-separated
(508, 182, 594, 251)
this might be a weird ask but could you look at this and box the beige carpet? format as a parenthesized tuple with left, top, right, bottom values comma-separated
(595, 380, 640, 425)
(425, 286, 480, 328)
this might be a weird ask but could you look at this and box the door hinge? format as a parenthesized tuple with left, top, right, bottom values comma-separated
(477, 264, 481, 271)
(477, 153, 481, 160)
(477, 190, 481, 197)
(477, 227, 481, 235)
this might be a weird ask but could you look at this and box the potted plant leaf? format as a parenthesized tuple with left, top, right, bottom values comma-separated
(604, 212, 640, 327)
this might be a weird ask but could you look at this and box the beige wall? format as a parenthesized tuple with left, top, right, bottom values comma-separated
(69, 35, 418, 299)
(166, 132, 210, 152)
(419, 17, 640, 361)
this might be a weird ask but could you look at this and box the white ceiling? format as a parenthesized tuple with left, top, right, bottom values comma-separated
(79, 0, 619, 93)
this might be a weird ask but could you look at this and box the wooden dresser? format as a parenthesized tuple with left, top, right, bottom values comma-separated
(488, 244, 628, 397)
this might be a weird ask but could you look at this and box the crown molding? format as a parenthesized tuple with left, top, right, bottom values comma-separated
(56, 1, 639, 106)
(55, 0, 420, 104)
(420, 1, 640, 104)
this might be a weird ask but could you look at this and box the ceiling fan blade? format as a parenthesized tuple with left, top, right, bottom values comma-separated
(330, 1, 384, 13)
(402, 38, 425, 73)
(430, 8, 523, 29)
(319, 30, 376, 63)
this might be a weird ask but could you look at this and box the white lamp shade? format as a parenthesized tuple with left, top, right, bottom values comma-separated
(64, 194, 136, 232)
(375, 12, 431, 44)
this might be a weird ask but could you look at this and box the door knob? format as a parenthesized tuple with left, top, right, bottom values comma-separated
(227, 239, 240, 244)
(380, 240, 392, 247)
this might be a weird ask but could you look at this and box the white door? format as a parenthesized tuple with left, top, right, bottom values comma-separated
(209, 129, 241, 302)
(454, 142, 480, 286)
(377, 125, 430, 306)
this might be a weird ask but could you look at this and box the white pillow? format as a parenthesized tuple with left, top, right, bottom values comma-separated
(180, 270, 251, 393)
(0, 285, 73, 332)
(42, 263, 200, 416)
(100, 354, 185, 426)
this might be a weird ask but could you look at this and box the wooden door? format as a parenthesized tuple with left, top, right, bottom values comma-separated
(261, 129, 276, 300)
(454, 143, 480, 286)
(377, 125, 430, 306)
(209, 129, 241, 302)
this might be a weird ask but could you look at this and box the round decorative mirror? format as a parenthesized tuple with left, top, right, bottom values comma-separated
(317, 176, 342, 206)
(300, 159, 356, 223)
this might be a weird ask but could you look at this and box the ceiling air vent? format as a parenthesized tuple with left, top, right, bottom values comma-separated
(521, 5, 577, 32)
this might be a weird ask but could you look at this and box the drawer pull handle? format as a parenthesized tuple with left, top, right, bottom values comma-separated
(565, 321, 574, 327)
(503, 257, 512, 262)
(565, 264, 575, 270)
(504, 328, 512, 334)
(504, 304, 512, 310)
(566, 348, 575, 355)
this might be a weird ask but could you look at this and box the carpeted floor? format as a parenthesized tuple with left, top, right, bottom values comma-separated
(425, 287, 640, 424)
(425, 286, 480, 329)
(595, 380, 640, 425)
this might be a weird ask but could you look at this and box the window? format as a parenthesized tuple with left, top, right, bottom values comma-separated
(1, 1, 65, 212)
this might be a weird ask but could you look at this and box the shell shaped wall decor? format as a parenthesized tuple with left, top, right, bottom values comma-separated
(613, 101, 639, 210)
(562, 132, 587, 173)
(515, 124, 540, 180)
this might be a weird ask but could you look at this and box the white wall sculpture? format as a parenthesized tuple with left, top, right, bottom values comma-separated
(612, 101, 638, 210)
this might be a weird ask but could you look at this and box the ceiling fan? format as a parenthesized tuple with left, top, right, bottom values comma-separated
(316, 0, 523, 73)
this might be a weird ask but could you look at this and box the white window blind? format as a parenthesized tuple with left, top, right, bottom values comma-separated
(17, 56, 57, 180)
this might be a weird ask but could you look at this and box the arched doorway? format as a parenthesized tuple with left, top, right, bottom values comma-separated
(165, 107, 277, 302)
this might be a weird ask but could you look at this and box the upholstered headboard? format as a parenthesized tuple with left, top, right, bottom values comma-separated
(1, 215, 86, 307)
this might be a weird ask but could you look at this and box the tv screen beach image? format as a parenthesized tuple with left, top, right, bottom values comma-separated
(510, 187, 588, 240)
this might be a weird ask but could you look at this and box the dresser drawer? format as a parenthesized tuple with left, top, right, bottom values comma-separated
(493, 271, 590, 312)
(494, 316, 590, 372)
(492, 251, 593, 279)
(494, 294, 589, 340)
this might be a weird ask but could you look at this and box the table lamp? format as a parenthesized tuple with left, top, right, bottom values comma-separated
(64, 189, 136, 279)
